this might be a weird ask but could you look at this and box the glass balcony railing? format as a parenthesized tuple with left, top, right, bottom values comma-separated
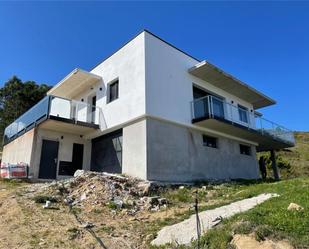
(3, 95, 104, 145)
(191, 95, 295, 145)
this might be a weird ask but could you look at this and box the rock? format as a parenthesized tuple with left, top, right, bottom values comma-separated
(113, 197, 123, 209)
(231, 234, 293, 249)
(137, 182, 152, 196)
(179, 186, 185, 190)
(287, 203, 304, 211)
(74, 170, 85, 178)
(80, 193, 87, 201)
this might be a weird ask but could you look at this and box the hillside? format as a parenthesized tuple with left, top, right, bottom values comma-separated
(276, 132, 309, 178)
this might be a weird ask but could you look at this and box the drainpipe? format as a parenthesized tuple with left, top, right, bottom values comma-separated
(270, 150, 280, 180)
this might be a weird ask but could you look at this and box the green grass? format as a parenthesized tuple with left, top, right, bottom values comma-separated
(150, 178, 309, 249)
(258, 132, 309, 179)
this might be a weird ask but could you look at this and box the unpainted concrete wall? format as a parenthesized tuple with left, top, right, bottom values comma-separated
(2, 128, 35, 166)
(146, 118, 259, 182)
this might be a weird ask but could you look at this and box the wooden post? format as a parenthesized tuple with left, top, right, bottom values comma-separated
(270, 150, 280, 180)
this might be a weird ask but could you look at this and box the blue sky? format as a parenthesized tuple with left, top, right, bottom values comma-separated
(0, 1, 308, 131)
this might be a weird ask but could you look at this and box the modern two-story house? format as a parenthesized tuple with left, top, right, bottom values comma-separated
(1, 30, 295, 182)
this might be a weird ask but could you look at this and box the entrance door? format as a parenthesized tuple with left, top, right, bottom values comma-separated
(38, 140, 59, 179)
(72, 143, 84, 173)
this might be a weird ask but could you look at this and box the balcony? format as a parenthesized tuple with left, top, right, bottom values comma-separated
(3, 95, 104, 145)
(191, 95, 295, 151)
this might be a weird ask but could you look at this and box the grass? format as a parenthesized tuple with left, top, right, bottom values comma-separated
(150, 178, 309, 249)
(258, 132, 309, 179)
(0, 178, 28, 189)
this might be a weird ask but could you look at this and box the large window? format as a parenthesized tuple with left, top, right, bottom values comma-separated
(239, 144, 251, 155)
(203, 135, 218, 148)
(108, 80, 119, 103)
(238, 105, 248, 123)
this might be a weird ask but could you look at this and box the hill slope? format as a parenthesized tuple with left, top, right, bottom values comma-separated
(276, 132, 309, 178)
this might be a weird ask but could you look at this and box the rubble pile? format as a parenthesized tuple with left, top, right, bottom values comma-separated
(30, 170, 168, 214)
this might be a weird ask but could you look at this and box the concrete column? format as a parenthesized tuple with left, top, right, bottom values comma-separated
(270, 150, 280, 180)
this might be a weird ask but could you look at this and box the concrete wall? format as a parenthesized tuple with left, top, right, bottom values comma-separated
(122, 119, 147, 179)
(144, 32, 256, 129)
(2, 128, 35, 166)
(31, 128, 91, 178)
(146, 118, 259, 182)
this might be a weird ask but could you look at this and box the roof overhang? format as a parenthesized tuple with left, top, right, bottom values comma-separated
(47, 69, 102, 99)
(189, 61, 276, 109)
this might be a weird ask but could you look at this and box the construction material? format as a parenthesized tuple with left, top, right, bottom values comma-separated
(0, 163, 28, 179)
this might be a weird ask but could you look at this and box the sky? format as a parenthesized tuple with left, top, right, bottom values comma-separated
(0, 1, 308, 131)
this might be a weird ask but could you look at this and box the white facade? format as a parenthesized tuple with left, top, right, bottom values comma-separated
(3, 30, 292, 181)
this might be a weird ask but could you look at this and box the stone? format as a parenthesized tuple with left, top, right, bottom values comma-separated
(137, 182, 152, 196)
(80, 193, 87, 201)
(74, 170, 85, 178)
(231, 234, 293, 249)
(179, 186, 185, 190)
(287, 202, 304, 211)
(113, 197, 123, 209)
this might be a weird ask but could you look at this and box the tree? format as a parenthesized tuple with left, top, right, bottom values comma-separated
(0, 76, 51, 143)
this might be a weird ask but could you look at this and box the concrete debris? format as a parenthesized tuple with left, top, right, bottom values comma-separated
(73, 170, 85, 178)
(80, 192, 87, 201)
(287, 202, 304, 211)
(42, 200, 52, 209)
(27, 170, 167, 215)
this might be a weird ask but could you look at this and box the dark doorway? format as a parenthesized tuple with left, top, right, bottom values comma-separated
(58, 143, 84, 176)
(72, 143, 84, 172)
(38, 139, 59, 179)
(91, 129, 122, 174)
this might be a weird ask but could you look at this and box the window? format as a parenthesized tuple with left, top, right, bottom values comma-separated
(238, 105, 248, 123)
(112, 136, 123, 167)
(203, 135, 218, 148)
(239, 144, 251, 155)
(107, 80, 119, 103)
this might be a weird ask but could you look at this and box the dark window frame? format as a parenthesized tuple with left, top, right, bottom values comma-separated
(107, 79, 119, 104)
(203, 135, 218, 148)
(239, 144, 251, 156)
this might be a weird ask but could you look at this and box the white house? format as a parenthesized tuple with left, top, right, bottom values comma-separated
(2, 30, 295, 181)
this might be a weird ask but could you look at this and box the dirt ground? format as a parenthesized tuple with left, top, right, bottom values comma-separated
(0, 179, 197, 249)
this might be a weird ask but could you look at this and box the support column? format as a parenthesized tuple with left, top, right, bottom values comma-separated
(270, 150, 280, 180)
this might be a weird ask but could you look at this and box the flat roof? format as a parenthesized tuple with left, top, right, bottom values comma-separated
(189, 60, 276, 109)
